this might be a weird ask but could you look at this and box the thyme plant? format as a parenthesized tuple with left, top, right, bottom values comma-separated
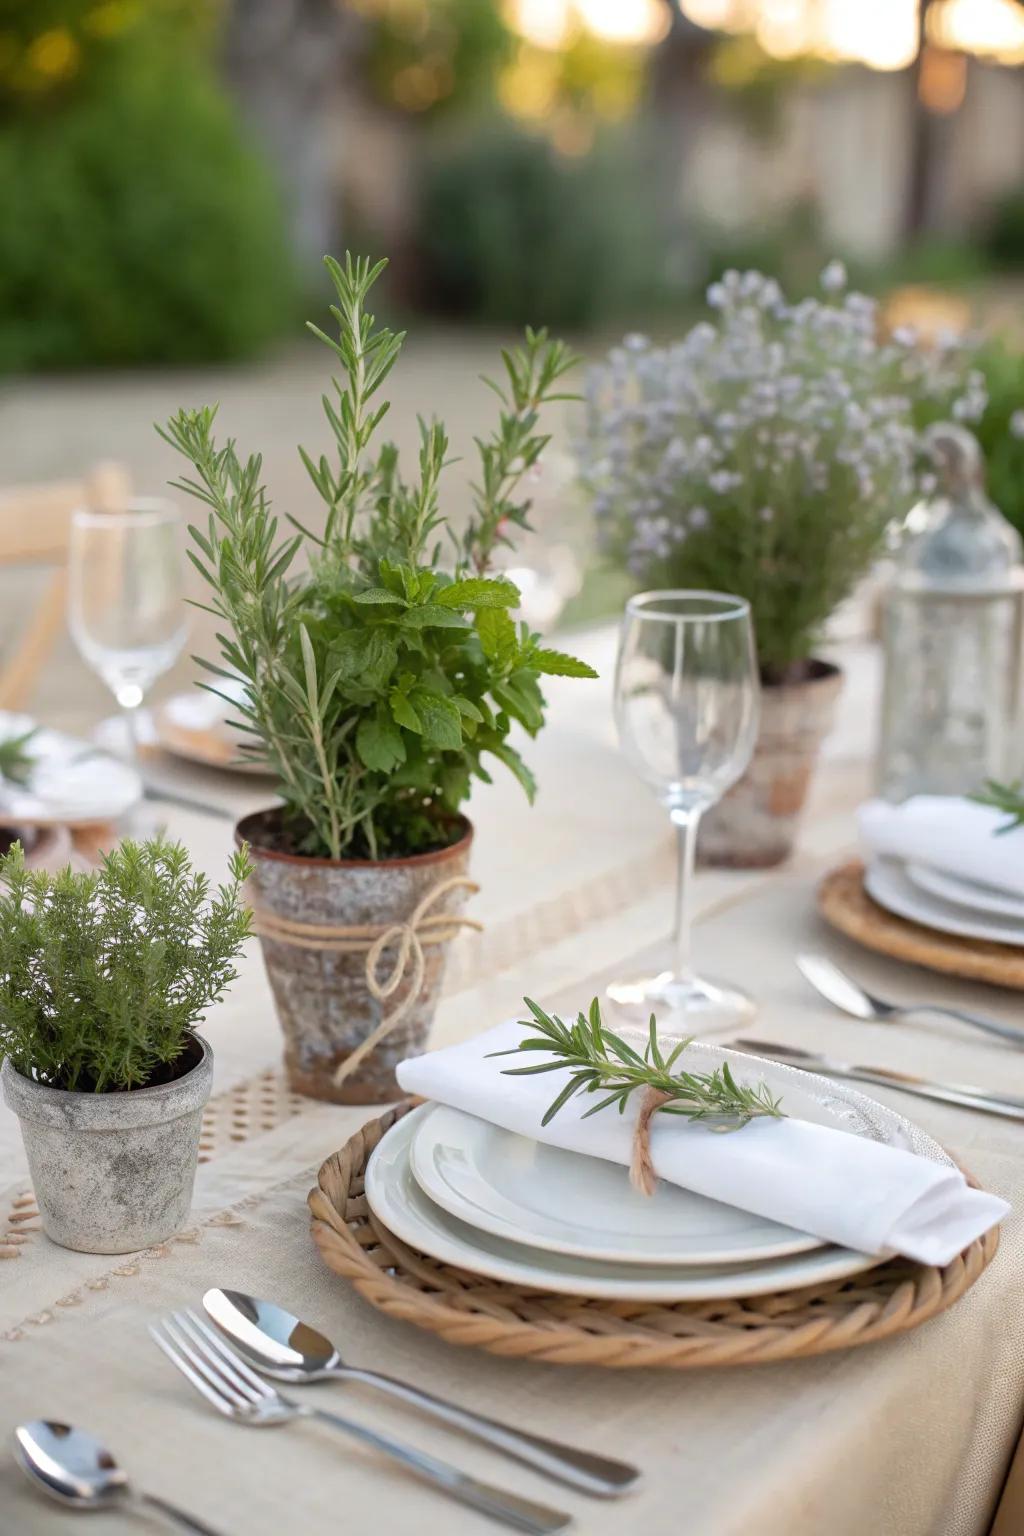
(0, 839, 252, 1092)
(578, 262, 986, 681)
(162, 253, 596, 861)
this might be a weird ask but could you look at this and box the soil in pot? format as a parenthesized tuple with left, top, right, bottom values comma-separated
(1, 1033, 214, 1255)
(238, 809, 475, 1106)
(698, 660, 843, 869)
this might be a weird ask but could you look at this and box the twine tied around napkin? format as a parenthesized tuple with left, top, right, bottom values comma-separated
(630, 1086, 672, 1197)
(249, 876, 481, 1085)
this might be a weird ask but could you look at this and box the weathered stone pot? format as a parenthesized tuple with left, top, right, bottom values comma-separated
(237, 810, 474, 1105)
(1, 1034, 212, 1255)
(698, 661, 843, 868)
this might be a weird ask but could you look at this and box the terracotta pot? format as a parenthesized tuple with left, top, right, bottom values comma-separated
(1, 1034, 212, 1255)
(698, 661, 843, 869)
(237, 811, 474, 1104)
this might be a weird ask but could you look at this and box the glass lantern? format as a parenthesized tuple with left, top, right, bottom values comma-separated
(877, 423, 1024, 801)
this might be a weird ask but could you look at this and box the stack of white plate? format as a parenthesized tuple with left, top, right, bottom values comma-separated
(866, 855, 1024, 948)
(365, 1055, 954, 1302)
(0, 712, 141, 827)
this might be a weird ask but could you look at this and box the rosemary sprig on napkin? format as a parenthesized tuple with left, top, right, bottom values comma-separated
(971, 779, 1024, 834)
(0, 729, 36, 787)
(490, 997, 785, 1131)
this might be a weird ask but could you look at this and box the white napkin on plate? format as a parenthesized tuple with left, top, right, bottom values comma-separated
(397, 1020, 1008, 1266)
(859, 795, 1024, 898)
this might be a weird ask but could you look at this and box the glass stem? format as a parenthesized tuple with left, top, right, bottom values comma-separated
(670, 805, 703, 984)
(120, 703, 140, 767)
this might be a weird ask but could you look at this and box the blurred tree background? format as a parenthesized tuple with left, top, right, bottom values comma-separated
(4, 0, 1024, 375)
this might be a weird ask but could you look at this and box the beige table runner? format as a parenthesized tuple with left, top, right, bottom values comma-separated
(2, 869, 1022, 1536)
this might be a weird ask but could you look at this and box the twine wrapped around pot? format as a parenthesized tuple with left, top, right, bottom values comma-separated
(249, 876, 481, 1086)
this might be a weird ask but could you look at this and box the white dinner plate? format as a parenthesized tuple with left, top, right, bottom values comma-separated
(366, 1096, 951, 1302)
(0, 713, 142, 828)
(409, 1041, 945, 1266)
(867, 857, 1024, 947)
(906, 860, 1024, 923)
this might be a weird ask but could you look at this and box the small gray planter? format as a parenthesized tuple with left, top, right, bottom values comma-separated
(1, 1035, 213, 1255)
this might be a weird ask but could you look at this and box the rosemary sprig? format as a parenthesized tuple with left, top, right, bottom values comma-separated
(489, 997, 785, 1131)
(971, 779, 1024, 835)
(0, 728, 36, 787)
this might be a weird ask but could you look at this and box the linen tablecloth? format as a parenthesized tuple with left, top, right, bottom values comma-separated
(5, 631, 1021, 1536)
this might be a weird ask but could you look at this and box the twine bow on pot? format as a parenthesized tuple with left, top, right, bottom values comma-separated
(248, 876, 481, 1086)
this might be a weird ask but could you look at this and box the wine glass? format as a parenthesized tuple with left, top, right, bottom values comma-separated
(609, 590, 760, 1033)
(67, 500, 188, 754)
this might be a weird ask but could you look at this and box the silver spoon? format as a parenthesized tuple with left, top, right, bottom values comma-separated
(796, 952, 1024, 1047)
(203, 1288, 639, 1498)
(13, 1420, 226, 1535)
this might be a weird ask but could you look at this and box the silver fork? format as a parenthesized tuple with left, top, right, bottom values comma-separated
(150, 1311, 570, 1534)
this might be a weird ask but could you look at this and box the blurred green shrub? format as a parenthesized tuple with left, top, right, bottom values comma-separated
(973, 341, 1024, 537)
(985, 186, 1024, 270)
(0, 5, 294, 370)
(415, 124, 674, 330)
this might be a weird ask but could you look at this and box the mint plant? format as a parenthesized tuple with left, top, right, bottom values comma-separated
(161, 253, 596, 860)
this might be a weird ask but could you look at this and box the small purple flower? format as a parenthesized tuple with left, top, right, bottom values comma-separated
(820, 260, 847, 294)
(688, 506, 709, 530)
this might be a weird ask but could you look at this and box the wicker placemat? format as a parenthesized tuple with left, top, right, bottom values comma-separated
(307, 1102, 998, 1370)
(818, 860, 1024, 991)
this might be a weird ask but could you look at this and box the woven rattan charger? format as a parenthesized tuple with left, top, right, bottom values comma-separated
(818, 860, 1024, 990)
(308, 1101, 998, 1370)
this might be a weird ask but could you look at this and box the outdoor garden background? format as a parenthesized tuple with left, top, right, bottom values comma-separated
(4, 0, 1024, 732)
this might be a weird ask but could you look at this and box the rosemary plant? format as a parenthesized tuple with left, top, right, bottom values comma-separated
(0, 839, 252, 1092)
(971, 779, 1024, 834)
(493, 997, 785, 1130)
(161, 253, 595, 862)
(0, 728, 36, 786)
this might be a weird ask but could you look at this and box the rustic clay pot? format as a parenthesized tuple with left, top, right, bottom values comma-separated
(1, 1034, 212, 1255)
(698, 661, 843, 868)
(237, 810, 474, 1105)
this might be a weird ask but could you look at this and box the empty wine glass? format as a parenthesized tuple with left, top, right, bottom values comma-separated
(68, 500, 188, 754)
(610, 590, 760, 1033)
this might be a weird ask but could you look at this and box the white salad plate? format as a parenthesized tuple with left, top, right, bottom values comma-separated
(0, 713, 142, 828)
(906, 860, 1024, 923)
(151, 679, 269, 777)
(867, 857, 1024, 948)
(366, 1090, 952, 1302)
(410, 1104, 823, 1266)
(408, 1045, 944, 1267)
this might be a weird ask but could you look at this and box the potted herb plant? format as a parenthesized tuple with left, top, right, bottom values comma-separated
(0, 839, 251, 1254)
(161, 254, 596, 1104)
(578, 262, 984, 865)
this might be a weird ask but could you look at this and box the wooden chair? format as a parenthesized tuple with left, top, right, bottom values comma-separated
(0, 462, 131, 712)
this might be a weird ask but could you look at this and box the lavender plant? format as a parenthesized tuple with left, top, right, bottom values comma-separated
(578, 263, 986, 681)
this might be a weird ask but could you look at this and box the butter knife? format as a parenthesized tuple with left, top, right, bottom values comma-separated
(733, 1038, 1024, 1121)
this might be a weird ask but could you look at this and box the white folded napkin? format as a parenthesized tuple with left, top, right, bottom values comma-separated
(0, 713, 140, 824)
(398, 1020, 1008, 1266)
(859, 795, 1024, 899)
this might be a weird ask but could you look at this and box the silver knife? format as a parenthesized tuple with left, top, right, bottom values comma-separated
(142, 785, 234, 821)
(733, 1038, 1024, 1121)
